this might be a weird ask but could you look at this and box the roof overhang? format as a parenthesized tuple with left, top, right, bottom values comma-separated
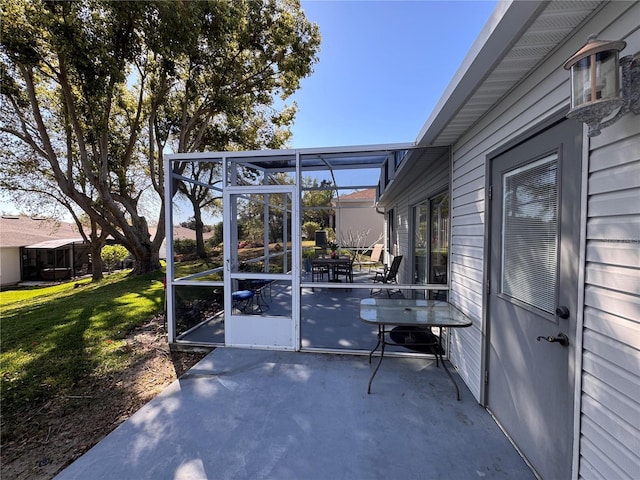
(415, 0, 603, 147)
(377, 0, 603, 201)
(25, 238, 85, 249)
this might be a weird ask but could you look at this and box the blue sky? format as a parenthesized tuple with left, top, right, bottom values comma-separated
(289, 0, 498, 148)
(0, 1, 497, 218)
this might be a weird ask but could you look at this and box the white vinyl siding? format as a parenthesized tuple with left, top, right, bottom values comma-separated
(379, 3, 638, 476)
(577, 4, 640, 478)
(0, 247, 22, 286)
(580, 114, 640, 479)
(447, 1, 640, 476)
(449, 150, 485, 400)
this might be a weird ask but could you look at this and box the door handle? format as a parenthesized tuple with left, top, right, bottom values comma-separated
(556, 306, 570, 319)
(537, 332, 569, 347)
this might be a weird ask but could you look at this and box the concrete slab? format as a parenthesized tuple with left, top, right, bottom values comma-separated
(56, 348, 534, 480)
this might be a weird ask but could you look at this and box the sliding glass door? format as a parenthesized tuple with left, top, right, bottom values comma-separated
(412, 191, 449, 299)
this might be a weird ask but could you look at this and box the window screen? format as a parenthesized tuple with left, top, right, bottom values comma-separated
(501, 154, 558, 313)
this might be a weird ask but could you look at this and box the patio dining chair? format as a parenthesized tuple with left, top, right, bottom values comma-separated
(356, 244, 383, 272)
(334, 254, 355, 283)
(312, 261, 330, 282)
(432, 266, 447, 301)
(370, 255, 403, 297)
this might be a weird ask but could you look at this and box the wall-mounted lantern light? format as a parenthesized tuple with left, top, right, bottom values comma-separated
(564, 34, 640, 136)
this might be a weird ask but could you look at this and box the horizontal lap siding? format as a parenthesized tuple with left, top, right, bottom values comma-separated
(449, 323, 483, 400)
(579, 4, 640, 478)
(582, 133, 640, 477)
(447, 47, 573, 401)
(449, 146, 485, 398)
(440, 2, 640, 477)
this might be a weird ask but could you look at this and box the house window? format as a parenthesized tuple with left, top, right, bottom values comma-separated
(386, 208, 395, 257)
(430, 191, 449, 286)
(413, 203, 429, 285)
(412, 191, 449, 299)
(394, 149, 408, 168)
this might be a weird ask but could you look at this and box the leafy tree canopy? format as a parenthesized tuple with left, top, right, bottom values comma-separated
(302, 178, 333, 227)
(0, 0, 320, 274)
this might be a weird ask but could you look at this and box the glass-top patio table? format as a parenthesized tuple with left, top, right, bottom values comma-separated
(360, 298, 473, 400)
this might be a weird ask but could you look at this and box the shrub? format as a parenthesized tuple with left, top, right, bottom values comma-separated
(173, 239, 197, 255)
(101, 244, 129, 273)
(302, 221, 320, 240)
(210, 221, 224, 246)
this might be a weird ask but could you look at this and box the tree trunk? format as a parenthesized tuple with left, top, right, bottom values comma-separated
(91, 243, 104, 281)
(131, 248, 161, 275)
(193, 205, 207, 259)
(88, 218, 107, 281)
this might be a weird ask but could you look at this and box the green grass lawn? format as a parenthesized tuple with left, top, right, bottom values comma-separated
(0, 270, 165, 429)
(1, 243, 319, 430)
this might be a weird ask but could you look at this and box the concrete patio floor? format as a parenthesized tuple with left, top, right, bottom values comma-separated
(56, 348, 534, 480)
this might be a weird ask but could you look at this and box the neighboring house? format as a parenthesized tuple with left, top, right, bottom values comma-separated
(166, 1, 639, 478)
(0, 216, 90, 286)
(331, 189, 384, 248)
(0, 216, 211, 286)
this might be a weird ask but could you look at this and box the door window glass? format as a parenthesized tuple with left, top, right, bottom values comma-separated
(501, 154, 558, 313)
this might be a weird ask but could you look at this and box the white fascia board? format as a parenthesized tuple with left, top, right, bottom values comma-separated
(415, 0, 547, 147)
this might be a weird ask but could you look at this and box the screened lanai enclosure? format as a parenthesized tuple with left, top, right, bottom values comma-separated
(164, 144, 450, 353)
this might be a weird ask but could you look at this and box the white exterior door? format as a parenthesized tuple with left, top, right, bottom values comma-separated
(223, 185, 299, 350)
(487, 119, 582, 479)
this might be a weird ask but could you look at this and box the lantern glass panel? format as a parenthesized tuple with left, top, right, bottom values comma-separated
(595, 50, 620, 101)
(571, 57, 592, 107)
(570, 50, 621, 109)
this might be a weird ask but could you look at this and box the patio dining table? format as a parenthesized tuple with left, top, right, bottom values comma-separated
(311, 256, 351, 282)
(360, 298, 473, 400)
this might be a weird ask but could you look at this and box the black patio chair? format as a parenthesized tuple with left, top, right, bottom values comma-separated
(311, 259, 330, 282)
(432, 265, 447, 301)
(334, 254, 355, 283)
(370, 255, 403, 297)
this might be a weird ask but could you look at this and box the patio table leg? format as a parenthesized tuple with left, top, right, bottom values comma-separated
(368, 325, 383, 364)
(367, 326, 387, 394)
(431, 327, 461, 400)
(438, 353, 461, 401)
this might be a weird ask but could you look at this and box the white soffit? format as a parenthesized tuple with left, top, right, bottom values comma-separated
(417, 0, 603, 147)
